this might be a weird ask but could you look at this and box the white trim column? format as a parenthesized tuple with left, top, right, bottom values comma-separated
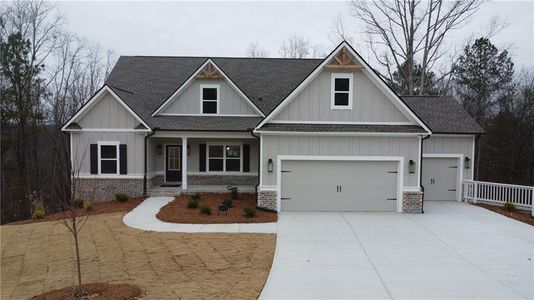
(182, 137, 188, 190)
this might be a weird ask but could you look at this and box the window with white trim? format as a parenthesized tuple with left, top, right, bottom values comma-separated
(201, 84, 219, 114)
(98, 142, 119, 174)
(207, 144, 241, 172)
(331, 73, 353, 109)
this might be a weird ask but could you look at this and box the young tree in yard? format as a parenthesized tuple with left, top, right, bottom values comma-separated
(348, 0, 484, 95)
(453, 37, 514, 123)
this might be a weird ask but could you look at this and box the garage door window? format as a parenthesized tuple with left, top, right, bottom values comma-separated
(208, 144, 241, 172)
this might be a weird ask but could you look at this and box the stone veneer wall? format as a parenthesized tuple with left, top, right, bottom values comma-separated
(75, 178, 144, 202)
(148, 175, 164, 189)
(258, 189, 277, 211)
(187, 175, 257, 186)
(402, 191, 423, 213)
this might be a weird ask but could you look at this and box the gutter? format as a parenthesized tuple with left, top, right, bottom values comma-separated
(143, 128, 157, 196)
(419, 134, 431, 214)
(249, 129, 263, 210)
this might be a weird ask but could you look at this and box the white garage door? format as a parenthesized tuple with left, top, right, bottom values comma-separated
(422, 157, 459, 201)
(280, 160, 398, 211)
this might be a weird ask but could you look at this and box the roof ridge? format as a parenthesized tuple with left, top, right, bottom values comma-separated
(121, 55, 323, 61)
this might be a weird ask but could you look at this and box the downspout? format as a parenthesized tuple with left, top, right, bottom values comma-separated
(250, 129, 262, 209)
(143, 129, 157, 196)
(420, 134, 431, 214)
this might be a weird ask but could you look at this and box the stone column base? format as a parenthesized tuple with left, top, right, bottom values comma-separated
(257, 189, 277, 211)
(402, 191, 423, 213)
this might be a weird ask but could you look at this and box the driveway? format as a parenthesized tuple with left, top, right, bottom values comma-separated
(260, 201, 533, 299)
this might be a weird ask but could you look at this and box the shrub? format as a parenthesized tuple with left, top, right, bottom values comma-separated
(83, 201, 93, 212)
(503, 202, 516, 212)
(200, 205, 212, 215)
(73, 198, 85, 208)
(191, 193, 201, 201)
(187, 198, 199, 209)
(222, 198, 233, 208)
(32, 209, 45, 220)
(244, 207, 256, 218)
(227, 185, 239, 200)
(115, 193, 129, 203)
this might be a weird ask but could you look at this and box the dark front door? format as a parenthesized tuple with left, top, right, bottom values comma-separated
(165, 145, 182, 182)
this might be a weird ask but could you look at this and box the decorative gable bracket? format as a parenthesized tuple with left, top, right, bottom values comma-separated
(196, 62, 223, 79)
(324, 47, 363, 70)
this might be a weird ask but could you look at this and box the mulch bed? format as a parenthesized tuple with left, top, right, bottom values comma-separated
(7, 197, 145, 225)
(30, 283, 143, 300)
(157, 193, 277, 224)
(473, 203, 534, 226)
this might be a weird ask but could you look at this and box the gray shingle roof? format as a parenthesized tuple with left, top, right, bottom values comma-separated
(402, 96, 484, 134)
(259, 123, 427, 133)
(104, 56, 482, 134)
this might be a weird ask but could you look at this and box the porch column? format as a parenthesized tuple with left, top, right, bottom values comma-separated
(182, 137, 188, 190)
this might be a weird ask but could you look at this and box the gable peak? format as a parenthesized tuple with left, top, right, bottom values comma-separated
(196, 61, 223, 79)
(324, 46, 363, 70)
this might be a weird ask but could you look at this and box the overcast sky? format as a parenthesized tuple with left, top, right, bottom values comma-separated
(56, 1, 533, 69)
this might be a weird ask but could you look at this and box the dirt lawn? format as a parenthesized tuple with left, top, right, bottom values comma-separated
(1, 212, 276, 299)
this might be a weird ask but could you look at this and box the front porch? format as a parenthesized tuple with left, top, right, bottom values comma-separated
(146, 131, 259, 194)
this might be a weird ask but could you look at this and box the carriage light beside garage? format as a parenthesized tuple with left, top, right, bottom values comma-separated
(465, 157, 471, 169)
(157, 144, 162, 155)
(409, 160, 416, 173)
(267, 159, 273, 172)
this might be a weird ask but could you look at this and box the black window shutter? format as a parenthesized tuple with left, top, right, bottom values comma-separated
(199, 144, 206, 172)
(243, 144, 250, 172)
(120, 144, 127, 174)
(90, 144, 98, 174)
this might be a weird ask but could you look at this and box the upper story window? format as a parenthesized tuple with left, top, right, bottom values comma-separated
(201, 84, 219, 114)
(331, 73, 353, 110)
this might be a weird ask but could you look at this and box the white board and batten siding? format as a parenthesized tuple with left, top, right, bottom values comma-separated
(161, 79, 258, 116)
(77, 92, 140, 129)
(273, 69, 411, 123)
(71, 132, 145, 176)
(260, 135, 419, 188)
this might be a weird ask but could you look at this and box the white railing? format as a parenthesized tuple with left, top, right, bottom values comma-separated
(463, 180, 534, 213)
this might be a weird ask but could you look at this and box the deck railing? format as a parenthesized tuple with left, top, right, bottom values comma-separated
(463, 180, 534, 215)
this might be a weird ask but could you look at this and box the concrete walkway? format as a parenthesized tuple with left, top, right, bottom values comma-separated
(260, 201, 533, 299)
(123, 197, 277, 233)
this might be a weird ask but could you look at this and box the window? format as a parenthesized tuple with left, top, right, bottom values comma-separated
(201, 84, 219, 114)
(98, 142, 119, 174)
(331, 73, 353, 109)
(207, 144, 241, 172)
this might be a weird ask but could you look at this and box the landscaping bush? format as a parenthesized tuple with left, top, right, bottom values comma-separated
(32, 209, 45, 220)
(222, 198, 233, 208)
(191, 193, 201, 201)
(187, 197, 199, 209)
(73, 198, 85, 208)
(115, 193, 129, 203)
(244, 207, 256, 218)
(503, 202, 516, 211)
(200, 205, 212, 215)
(83, 201, 93, 212)
(227, 185, 239, 200)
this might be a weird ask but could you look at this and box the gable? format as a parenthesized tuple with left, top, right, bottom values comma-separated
(160, 79, 259, 116)
(62, 86, 150, 131)
(258, 42, 431, 133)
(273, 69, 411, 123)
(152, 60, 263, 117)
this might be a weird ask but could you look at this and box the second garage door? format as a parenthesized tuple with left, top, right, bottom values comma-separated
(422, 157, 459, 201)
(280, 160, 398, 211)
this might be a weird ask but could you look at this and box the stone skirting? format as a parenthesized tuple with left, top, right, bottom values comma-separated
(258, 189, 277, 211)
(402, 191, 424, 213)
(187, 175, 258, 186)
(74, 178, 144, 202)
(148, 175, 164, 189)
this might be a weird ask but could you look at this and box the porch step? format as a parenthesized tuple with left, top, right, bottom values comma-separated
(148, 186, 181, 197)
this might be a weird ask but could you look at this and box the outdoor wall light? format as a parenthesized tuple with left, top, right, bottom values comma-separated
(409, 160, 416, 173)
(465, 157, 471, 169)
(267, 159, 273, 173)
(157, 144, 162, 155)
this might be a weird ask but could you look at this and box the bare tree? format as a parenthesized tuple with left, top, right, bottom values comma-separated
(246, 41, 269, 58)
(279, 33, 312, 58)
(348, 0, 484, 95)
